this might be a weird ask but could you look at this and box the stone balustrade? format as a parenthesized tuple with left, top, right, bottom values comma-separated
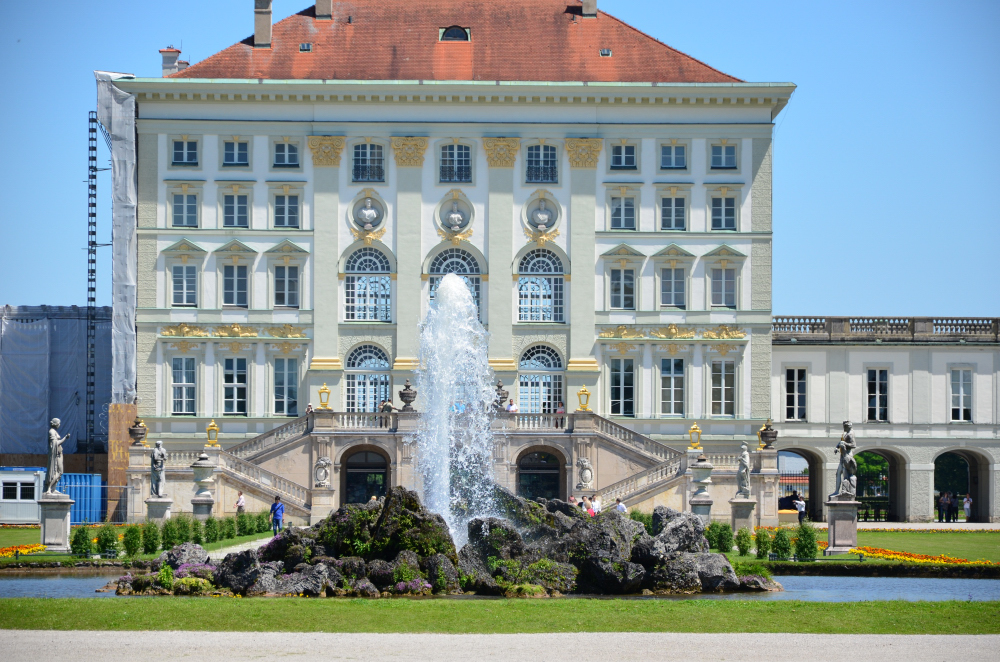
(772, 316, 999, 343)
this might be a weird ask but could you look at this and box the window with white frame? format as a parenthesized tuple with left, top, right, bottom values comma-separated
(429, 248, 481, 317)
(345, 248, 392, 322)
(223, 357, 248, 416)
(517, 250, 564, 322)
(353, 143, 385, 182)
(274, 194, 299, 228)
(518, 346, 563, 414)
(866, 368, 889, 422)
(223, 140, 248, 166)
(171, 193, 198, 227)
(711, 360, 735, 416)
(785, 368, 806, 421)
(273, 142, 299, 168)
(223, 264, 248, 308)
(950, 368, 972, 422)
(440, 144, 472, 183)
(610, 357, 635, 417)
(274, 357, 298, 416)
(172, 265, 197, 307)
(611, 196, 636, 230)
(660, 358, 684, 416)
(171, 357, 196, 415)
(274, 265, 299, 308)
(1, 480, 34, 502)
(172, 139, 198, 166)
(661, 196, 685, 230)
(660, 267, 685, 308)
(345, 345, 391, 413)
(223, 193, 249, 228)
(711, 144, 736, 169)
(710, 267, 736, 308)
(660, 144, 686, 170)
(711, 196, 736, 230)
(610, 144, 636, 170)
(609, 268, 635, 310)
(526, 144, 558, 183)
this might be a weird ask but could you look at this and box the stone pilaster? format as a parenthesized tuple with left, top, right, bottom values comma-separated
(486, 139, 518, 377)
(392, 138, 427, 388)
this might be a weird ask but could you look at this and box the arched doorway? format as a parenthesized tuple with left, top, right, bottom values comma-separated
(855, 450, 906, 522)
(934, 450, 989, 522)
(342, 449, 389, 504)
(516, 448, 565, 501)
(777, 449, 824, 522)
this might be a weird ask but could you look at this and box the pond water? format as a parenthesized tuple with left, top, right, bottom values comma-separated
(0, 571, 121, 598)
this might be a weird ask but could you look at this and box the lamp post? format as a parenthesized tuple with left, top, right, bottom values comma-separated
(688, 422, 702, 450)
(205, 419, 220, 447)
(576, 385, 592, 412)
(318, 383, 332, 410)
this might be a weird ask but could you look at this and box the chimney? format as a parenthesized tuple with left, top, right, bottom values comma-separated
(316, 0, 333, 20)
(177, 61, 190, 72)
(582, 0, 597, 18)
(160, 47, 181, 77)
(254, 0, 273, 48)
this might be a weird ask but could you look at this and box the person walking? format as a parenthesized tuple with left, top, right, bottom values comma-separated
(235, 491, 246, 514)
(944, 492, 954, 523)
(963, 494, 973, 522)
(615, 498, 627, 514)
(793, 495, 807, 524)
(938, 492, 947, 523)
(270, 496, 285, 536)
(950, 493, 960, 523)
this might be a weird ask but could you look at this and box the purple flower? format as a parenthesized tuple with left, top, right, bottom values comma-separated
(175, 563, 216, 580)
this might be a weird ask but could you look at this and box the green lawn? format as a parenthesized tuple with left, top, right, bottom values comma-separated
(0, 598, 996, 634)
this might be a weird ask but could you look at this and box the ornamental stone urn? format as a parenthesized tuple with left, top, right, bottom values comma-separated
(758, 419, 778, 449)
(399, 380, 417, 412)
(128, 418, 147, 446)
(189, 451, 216, 521)
(494, 380, 509, 411)
(688, 453, 714, 525)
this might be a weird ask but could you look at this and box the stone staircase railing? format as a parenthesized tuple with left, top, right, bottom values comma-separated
(591, 416, 680, 463)
(594, 455, 686, 504)
(218, 451, 309, 510)
(227, 414, 312, 460)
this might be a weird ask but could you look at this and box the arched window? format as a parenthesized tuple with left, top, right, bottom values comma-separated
(345, 345, 391, 412)
(518, 249, 564, 322)
(441, 26, 469, 42)
(429, 248, 482, 316)
(345, 247, 392, 322)
(518, 345, 563, 414)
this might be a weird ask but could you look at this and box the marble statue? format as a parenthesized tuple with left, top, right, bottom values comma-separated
(530, 199, 555, 229)
(576, 456, 594, 490)
(446, 201, 466, 232)
(357, 197, 380, 230)
(44, 418, 70, 494)
(832, 421, 858, 499)
(150, 440, 168, 498)
(735, 442, 751, 498)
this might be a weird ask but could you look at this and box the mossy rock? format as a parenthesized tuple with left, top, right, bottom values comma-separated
(524, 558, 578, 594)
(369, 487, 457, 563)
(315, 502, 382, 558)
(502, 583, 547, 598)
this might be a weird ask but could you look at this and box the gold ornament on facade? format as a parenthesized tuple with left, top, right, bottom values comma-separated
(483, 137, 520, 168)
(170, 341, 199, 353)
(665, 344, 681, 356)
(350, 225, 388, 246)
(437, 227, 474, 246)
(598, 325, 645, 339)
(523, 226, 560, 247)
(714, 343, 738, 356)
(307, 136, 346, 166)
(701, 324, 746, 340)
(213, 323, 258, 338)
(390, 137, 429, 167)
(219, 341, 251, 353)
(272, 342, 297, 355)
(161, 322, 209, 337)
(649, 324, 695, 340)
(608, 342, 637, 354)
(565, 138, 603, 168)
(265, 324, 307, 339)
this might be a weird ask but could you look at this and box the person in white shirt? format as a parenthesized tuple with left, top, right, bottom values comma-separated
(615, 498, 627, 514)
(506, 399, 519, 413)
(235, 491, 246, 514)
(792, 495, 807, 523)
(592, 496, 603, 514)
(963, 494, 973, 522)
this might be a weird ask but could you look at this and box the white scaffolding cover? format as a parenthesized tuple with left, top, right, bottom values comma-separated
(0, 319, 50, 454)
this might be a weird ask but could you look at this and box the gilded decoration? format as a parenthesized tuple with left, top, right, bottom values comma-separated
(170, 341, 199, 353)
(271, 342, 300, 355)
(608, 342, 637, 354)
(565, 138, 603, 168)
(307, 136, 346, 166)
(350, 225, 388, 246)
(523, 226, 560, 247)
(483, 137, 520, 168)
(266, 324, 307, 339)
(701, 324, 746, 340)
(598, 325, 645, 339)
(714, 343, 739, 357)
(161, 322, 209, 338)
(649, 324, 696, 340)
(437, 227, 474, 246)
(666, 344, 681, 356)
(390, 137, 429, 167)
(219, 342, 251, 353)
(213, 323, 258, 338)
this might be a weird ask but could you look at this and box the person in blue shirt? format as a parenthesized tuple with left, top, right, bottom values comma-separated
(270, 496, 284, 536)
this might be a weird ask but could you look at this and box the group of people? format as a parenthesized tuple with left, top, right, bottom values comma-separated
(938, 492, 972, 523)
(234, 490, 286, 536)
(568, 495, 628, 517)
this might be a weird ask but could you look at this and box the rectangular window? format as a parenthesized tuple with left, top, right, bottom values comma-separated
(223, 265, 248, 307)
(171, 194, 198, 227)
(518, 275, 565, 322)
(274, 357, 298, 417)
(353, 144, 385, 182)
(172, 140, 198, 166)
(661, 197, 685, 230)
(273, 143, 299, 167)
(711, 360, 735, 416)
(785, 368, 807, 421)
(866, 368, 889, 422)
(440, 144, 472, 182)
(609, 268, 635, 310)
(711, 144, 737, 169)
(711, 268, 736, 308)
(526, 144, 558, 183)
(19, 482, 34, 501)
(660, 268, 685, 308)
(711, 197, 736, 230)
(274, 194, 299, 228)
(610, 358, 635, 417)
(223, 141, 248, 166)
(660, 358, 684, 416)
(223, 194, 249, 228)
(610, 197, 636, 230)
(274, 265, 299, 308)
(171, 357, 196, 415)
(345, 275, 392, 321)
(172, 265, 197, 307)
(660, 144, 686, 169)
(951, 368, 972, 422)
(2, 483, 16, 500)
(224, 357, 248, 416)
(611, 144, 637, 170)
(518, 373, 563, 414)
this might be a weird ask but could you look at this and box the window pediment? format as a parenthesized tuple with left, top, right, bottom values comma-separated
(214, 239, 258, 255)
(162, 238, 207, 255)
(704, 244, 746, 259)
(265, 240, 309, 255)
(601, 244, 645, 265)
(653, 244, 694, 259)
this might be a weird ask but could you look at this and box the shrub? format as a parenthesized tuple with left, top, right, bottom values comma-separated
(236, 512, 252, 537)
(95, 523, 120, 557)
(794, 521, 819, 561)
(122, 525, 142, 557)
(754, 528, 771, 560)
(256, 511, 270, 534)
(70, 527, 92, 557)
(174, 577, 211, 595)
(221, 516, 237, 540)
(141, 520, 160, 554)
(393, 562, 420, 584)
(629, 510, 654, 535)
(715, 523, 734, 554)
(772, 529, 792, 561)
(732, 560, 772, 580)
(160, 518, 178, 550)
(203, 517, 219, 544)
(705, 521, 722, 549)
(173, 514, 192, 544)
(735, 527, 753, 557)
(156, 564, 174, 590)
(190, 518, 204, 545)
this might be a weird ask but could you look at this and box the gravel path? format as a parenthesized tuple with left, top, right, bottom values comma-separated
(206, 536, 274, 560)
(2, 631, 997, 662)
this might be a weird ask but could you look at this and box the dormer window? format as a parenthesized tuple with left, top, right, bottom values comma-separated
(441, 26, 470, 41)
(299, 43, 313, 53)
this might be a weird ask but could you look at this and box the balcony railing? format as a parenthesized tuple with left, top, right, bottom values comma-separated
(352, 165, 385, 182)
(440, 165, 472, 183)
(526, 165, 558, 184)
(772, 316, 999, 343)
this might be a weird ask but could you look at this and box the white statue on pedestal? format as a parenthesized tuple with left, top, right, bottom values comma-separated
(151, 440, 168, 498)
(832, 421, 858, 499)
(44, 418, 70, 494)
(735, 442, 751, 498)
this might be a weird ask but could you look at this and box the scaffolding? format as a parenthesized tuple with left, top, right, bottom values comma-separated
(86, 111, 111, 463)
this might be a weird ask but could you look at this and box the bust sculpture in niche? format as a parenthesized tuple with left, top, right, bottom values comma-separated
(355, 197, 381, 230)
(529, 199, 556, 230)
(446, 201, 466, 232)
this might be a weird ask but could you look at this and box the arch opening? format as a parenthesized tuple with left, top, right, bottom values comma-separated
(516, 447, 565, 501)
(934, 450, 988, 523)
(855, 450, 905, 522)
(777, 449, 823, 522)
(342, 448, 389, 505)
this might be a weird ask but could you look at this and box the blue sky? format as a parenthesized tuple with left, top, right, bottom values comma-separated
(1, 1, 997, 314)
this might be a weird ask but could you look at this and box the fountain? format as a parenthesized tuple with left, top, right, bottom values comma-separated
(414, 274, 499, 546)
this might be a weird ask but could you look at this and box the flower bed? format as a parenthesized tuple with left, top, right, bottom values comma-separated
(850, 546, 999, 566)
(0, 544, 46, 558)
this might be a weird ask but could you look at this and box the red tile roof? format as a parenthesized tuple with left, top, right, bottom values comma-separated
(171, 1, 740, 83)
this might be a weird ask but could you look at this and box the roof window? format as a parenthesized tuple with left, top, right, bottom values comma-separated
(440, 26, 470, 42)
(299, 43, 313, 53)
(599, 49, 612, 57)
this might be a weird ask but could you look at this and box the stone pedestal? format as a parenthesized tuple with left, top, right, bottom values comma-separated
(38, 492, 74, 553)
(729, 497, 757, 533)
(688, 452, 714, 525)
(310, 488, 336, 525)
(824, 496, 860, 555)
(190, 451, 216, 521)
(690, 496, 714, 525)
(145, 496, 174, 523)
